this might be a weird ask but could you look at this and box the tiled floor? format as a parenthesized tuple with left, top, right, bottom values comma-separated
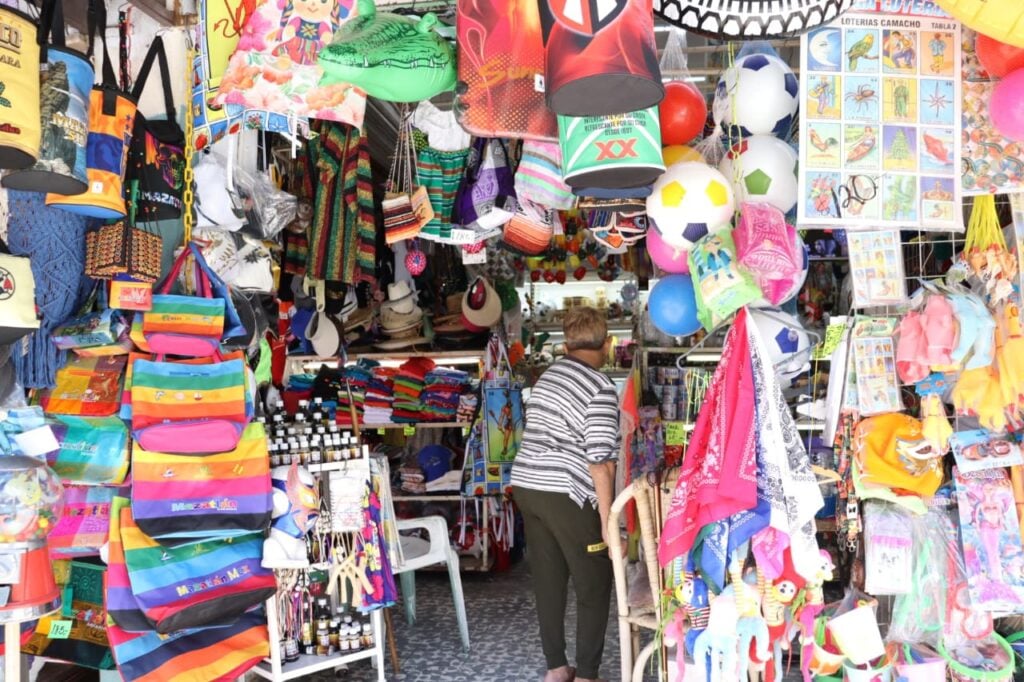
(340, 561, 626, 682)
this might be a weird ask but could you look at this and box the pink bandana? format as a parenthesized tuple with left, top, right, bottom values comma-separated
(658, 308, 759, 566)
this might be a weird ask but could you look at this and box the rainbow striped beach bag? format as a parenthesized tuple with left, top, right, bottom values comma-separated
(130, 423, 272, 544)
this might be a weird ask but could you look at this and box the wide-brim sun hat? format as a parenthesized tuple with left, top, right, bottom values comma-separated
(462, 276, 502, 330)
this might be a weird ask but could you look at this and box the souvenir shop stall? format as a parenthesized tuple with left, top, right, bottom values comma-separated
(3, 0, 1024, 679)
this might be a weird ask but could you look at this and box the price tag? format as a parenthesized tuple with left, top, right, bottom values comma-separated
(47, 620, 73, 639)
(403, 426, 416, 436)
(664, 421, 687, 447)
(461, 249, 487, 265)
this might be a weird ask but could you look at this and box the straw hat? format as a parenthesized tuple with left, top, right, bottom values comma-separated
(305, 311, 342, 357)
(462, 277, 502, 331)
(383, 281, 416, 315)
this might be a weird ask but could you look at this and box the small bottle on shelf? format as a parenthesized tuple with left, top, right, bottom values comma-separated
(328, 619, 340, 650)
(361, 621, 374, 648)
(269, 442, 280, 468)
(347, 624, 361, 651)
(301, 621, 314, 656)
(310, 436, 322, 465)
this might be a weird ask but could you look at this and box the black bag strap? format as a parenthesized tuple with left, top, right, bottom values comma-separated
(38, 0, 68, 63)
(131, 36, 175, 121)
(87, 0, 120, 90)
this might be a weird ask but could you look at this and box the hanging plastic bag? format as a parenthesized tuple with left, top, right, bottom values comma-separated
(687, 228, 762, 330)
(232, 166, 297, 240)
(658, 28, 707, 148)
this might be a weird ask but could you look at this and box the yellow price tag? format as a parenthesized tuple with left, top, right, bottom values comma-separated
(664, 421, 687, 447)
(47, 620, 72, 639)
(403, 426, 415, 436)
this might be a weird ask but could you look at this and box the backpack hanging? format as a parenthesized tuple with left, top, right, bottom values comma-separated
(2, 0, 92, 194)
(46, 0, 137, 219)
(0, 5, 40, 169)
(126, 36, 184, 222)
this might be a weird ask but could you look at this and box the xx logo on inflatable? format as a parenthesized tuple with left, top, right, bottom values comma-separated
(595, 138, 639, 160)
(552, 0, 627, 36)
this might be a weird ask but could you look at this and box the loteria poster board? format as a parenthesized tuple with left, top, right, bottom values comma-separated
(798, 5, 962, 231)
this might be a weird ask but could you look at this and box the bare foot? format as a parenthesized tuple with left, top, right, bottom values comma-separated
(543, 665, 575, 682)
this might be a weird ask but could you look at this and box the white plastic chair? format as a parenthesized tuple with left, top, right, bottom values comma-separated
(393, 516, 470, 651)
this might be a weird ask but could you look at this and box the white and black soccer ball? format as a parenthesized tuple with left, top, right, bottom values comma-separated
(749, 307, 813, 383)
(715, 53, 799, 139)
(718, 134, 799, 215)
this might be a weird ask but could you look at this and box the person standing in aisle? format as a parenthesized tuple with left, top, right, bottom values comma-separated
(511, 306, 620, 682)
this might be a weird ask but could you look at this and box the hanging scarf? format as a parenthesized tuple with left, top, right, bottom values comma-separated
(307, 122, 375, 284)
(748, 317, 824, 582)
(659, 308, 758, 566)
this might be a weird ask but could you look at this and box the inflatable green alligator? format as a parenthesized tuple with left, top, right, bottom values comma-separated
(318, 0, 456, 103)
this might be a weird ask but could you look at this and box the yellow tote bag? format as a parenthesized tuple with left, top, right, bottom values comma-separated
(0, 7, 40, 169)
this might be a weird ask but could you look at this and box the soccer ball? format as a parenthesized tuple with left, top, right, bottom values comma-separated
(718, 135, 799, 215)
(748, 307, 812, 383)
(715, 53, 799, 138)
(647, 162, 735, 251)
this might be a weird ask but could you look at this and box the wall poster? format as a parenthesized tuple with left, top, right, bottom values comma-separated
(798, 5, 962, 231)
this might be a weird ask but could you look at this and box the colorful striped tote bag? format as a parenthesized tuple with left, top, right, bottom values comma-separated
(142, 245, 227, 358)
(131, 423, 272, 544)
(107, 610, 269, 682)
(105, 497, 157, 631)
(121, 524, 275, 633)
(105, 499, 254, 633)
(129, 356, 249, 454)
(46, 0, 136, 219)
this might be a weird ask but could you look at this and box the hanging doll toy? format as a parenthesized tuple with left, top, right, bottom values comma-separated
(754, 549, 807, 682)
(794, 550, 837, 682)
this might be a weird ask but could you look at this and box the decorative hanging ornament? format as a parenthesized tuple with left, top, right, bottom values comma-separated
(405, 245, 428, 276)
(652, 0, 856, 40)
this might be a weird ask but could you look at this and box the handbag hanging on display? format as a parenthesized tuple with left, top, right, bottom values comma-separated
(50, 284, 127, 352)
(1, 0, 92, 194)
(0, 236, 40, 345)
(0, 4, 40, 169)
(85, 183, 162, 284)
(142, 245, 226, 357)
(383, 106, 433, 245)
(130, 422, 272, 543)
(129, 355, 250, 454)
(46, 0, 137, 219)
(22, 560, 116, 670)
(483, 333, 524, 464)
(453, 138, 518, 238)
(120, 521, 275, 633)
(126, 35, 184, 222)
(37, 355, 125, 418)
